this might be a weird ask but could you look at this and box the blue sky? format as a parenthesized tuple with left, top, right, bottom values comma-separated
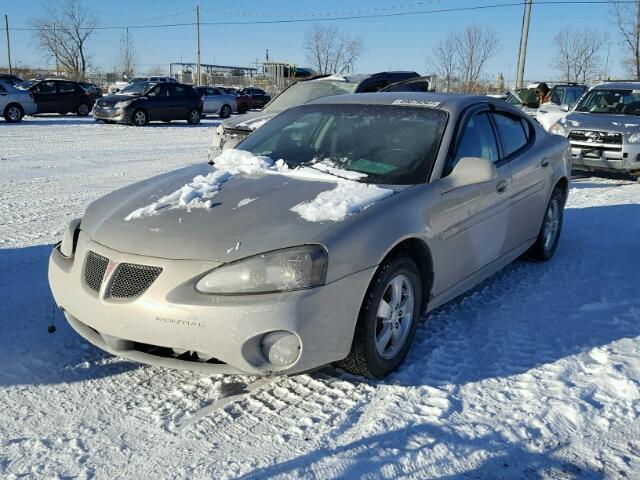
(1, 0, 626, 84)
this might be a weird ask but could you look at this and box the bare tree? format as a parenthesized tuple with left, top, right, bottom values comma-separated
(31, 0, 98, 80)
(553, 28, 607, 82)
(146, 65, 166, 76)
(428, 24, 499, 93)
(117, 29, 138, 80)
(303, 24, 364, 75)
(611, 0, 640, 79)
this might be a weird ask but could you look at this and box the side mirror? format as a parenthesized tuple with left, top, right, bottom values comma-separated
(560, 104, 570, 112)
(440, 157, 498, 192)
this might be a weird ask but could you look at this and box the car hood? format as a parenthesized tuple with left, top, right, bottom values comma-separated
(80, 163, 402, 262)
(222, 111, 276, 132)
(562, 112, 640, 133)
(97, 94, 141, 107)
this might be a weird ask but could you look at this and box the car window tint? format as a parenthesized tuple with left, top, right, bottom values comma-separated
(59, 82, 76, 93)
(149, 85, 169, 97)
(493, 112, 528, 157)
(453, 113, 499, 168)
(37, 81, 56, 94)
(171, 85, 186, 97)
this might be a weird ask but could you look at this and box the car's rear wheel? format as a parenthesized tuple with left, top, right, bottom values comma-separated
(76, 102, 90, 116)
(219, 104, 232, 118)
(526, 186, 565, 261)
(187, 108, 201, 125)
(3, 103, 24, 123)
(337, 255, 422, 378)
(132, 109, 147, 126)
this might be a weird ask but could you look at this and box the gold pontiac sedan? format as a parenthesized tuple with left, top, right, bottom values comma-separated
(49, 92, 571, 378)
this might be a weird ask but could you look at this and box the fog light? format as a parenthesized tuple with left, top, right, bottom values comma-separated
(260, 331, 301, 367)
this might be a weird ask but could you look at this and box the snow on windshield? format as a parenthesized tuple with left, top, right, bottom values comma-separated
(124, 149, 390, 222)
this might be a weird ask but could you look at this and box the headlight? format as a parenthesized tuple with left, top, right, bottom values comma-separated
(114, 100, 133, 109)
(549, 122, 567, 136)
(59, 218, 81, 258)
(628, 132, 640, 144)
(196, 245, 328, 294)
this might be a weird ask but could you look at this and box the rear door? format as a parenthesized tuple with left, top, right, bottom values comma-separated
(167, 84, 190, 119)
(57, 81, 80, 112)
(205, 87, 223, 113)
(145, 84, 170, 119)
(491, 110, 548, 250)
(437, 108, 513, 293)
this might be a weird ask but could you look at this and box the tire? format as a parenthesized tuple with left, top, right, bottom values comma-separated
(525, 186, 565, 261)
(3, 103, 24, 123)
(187, 108, 201, 125)
(337, 255, 422, 378)
(76, 102, 90, 116)
(238, 104, 248, 114)
(131, 109, 147, 126)
(219, 104, 232, 119)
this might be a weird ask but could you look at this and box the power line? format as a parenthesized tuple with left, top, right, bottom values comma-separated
(8, 0, 634, 31)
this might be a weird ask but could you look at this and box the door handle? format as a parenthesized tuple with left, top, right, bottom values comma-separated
(496, 180, 509, 193)
(541, 157, 550, 168)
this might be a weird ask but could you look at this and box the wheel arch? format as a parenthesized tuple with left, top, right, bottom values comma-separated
(4, 102, 24, 115)
(554, 176, 569, 203)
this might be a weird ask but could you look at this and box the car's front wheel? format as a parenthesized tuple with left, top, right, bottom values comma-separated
(187, 108, 201, 125)
(132, 109, 147, 126)
(3, 103, 24, 123)
(526, 185, 565, 261)
(338, 255, 422, 378)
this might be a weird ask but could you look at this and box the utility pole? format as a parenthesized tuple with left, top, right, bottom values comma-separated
(195, 4, 201, 86)
(4, 15, 12, 75)
(516, 0, 532, 89)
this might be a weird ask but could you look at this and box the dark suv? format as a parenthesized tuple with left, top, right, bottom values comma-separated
(93, 82, 203, 126)
(16, 79, 97, 116)
(239, 87, 271, 109)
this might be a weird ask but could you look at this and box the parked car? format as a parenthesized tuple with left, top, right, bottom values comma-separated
(93, 82, 203, 126)
(210, 71, 422, 154)
(108, 76, 177, 95)
(16, 79, 97, 116)
(217, 86, 253, 113)
(195, 86, 235, 118)
(549, 82, 640, 178)
(505, 86, 540, 116)
(0, 74, 24, 86)
(49, 92, 570, 378)
(239, 86, 271, 109)
(0, 79, 36, 122)
(536, 83, 587, 130)
(78, 81, 103, 103)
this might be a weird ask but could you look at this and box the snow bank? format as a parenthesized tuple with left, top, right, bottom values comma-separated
(291, 182, 393, 222)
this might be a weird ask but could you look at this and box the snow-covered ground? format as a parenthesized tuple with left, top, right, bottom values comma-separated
(1, 116, 639, 479)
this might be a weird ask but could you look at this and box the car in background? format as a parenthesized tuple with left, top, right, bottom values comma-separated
(239, 87, 271, 109)
(210, 71, 423, 154)
(16, 79, 97, 116)
(78, 82, 103, 103)
(93, 82, 203, 126)
(536, 83, 587, 130)
(0, 78, 36, 122)
(49, 92, 570, 378)
(505, 86, 540, 116)
(108, 76, 177, 95)
(195, 86, 235, 118)
(0, 74, 24, 86)
(549, 82, 640, 178)
(217, 86, 252, 113)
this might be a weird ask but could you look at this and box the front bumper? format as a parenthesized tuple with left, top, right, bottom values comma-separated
(48, 232, 373, 375)
(570, 140, 640, 173)
(92, 106, 127, 123)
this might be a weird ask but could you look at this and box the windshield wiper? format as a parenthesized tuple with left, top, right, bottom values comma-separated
(307, 164, 362, 182)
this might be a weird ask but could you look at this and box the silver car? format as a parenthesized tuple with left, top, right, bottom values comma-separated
(49, 93, 570, 378)
(0, 79, 37, 122)
(549, 82, 640, 178)
(195, 86, 235, 118)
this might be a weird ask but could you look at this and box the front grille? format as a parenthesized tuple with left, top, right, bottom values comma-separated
(568, 130, 623, 145)
(84, 251, 109, 293)
(109, 263, 162, 299)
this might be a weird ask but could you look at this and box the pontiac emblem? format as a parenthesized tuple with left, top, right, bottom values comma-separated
(105, 260, 118, 276)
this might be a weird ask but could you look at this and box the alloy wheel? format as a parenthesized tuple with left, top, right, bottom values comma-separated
(543, 196, 561, 252)
(375, 274, 415, 360)
(133, 111, 146, 126)
(7, 106, 21, 121)
(78, 103, 89, 116)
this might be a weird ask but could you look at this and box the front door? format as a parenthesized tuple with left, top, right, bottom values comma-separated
(32, 81, 58, 113)
(436, 110, 513, 294)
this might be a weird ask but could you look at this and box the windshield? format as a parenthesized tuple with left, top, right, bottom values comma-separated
(506, 88, 538, 108)
(574, 89, 640, 115)
(16, 80, 38, 90)
(238, 104, 447, 185)
(263, 80, 358, 114)
(118, 82, 151, 95)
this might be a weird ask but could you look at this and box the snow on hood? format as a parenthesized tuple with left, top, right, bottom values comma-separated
(563, 112, 640, 134)
(124, 149, 393, 223)
(236, 117, 271, 131)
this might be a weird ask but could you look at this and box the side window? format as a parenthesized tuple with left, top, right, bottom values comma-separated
(36, 81, 56, 94)
(58, 82, 76, 93)
(492, 112, 529, 157)
(452, 112, 500, 170)
(148, 85, 167, 97)
(171, 85, 186, 97)
(210, 88, 220, 95)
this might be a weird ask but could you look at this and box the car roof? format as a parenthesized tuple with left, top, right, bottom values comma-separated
(593, 82, 640, 90)
(308, 91, 512, 114)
